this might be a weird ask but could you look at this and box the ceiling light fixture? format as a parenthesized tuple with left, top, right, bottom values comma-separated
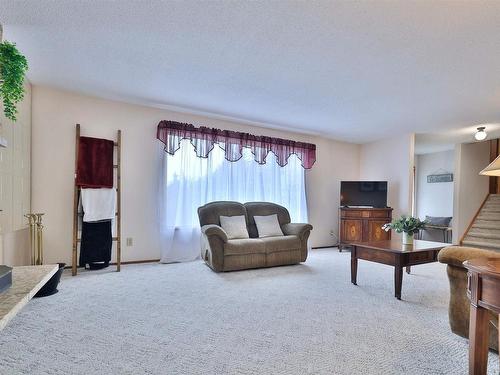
(474, 126, 487, 141)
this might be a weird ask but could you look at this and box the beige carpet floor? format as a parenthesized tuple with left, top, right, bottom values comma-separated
(0, 248, 498, 374)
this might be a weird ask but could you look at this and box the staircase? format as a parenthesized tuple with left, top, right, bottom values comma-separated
(462, 194, 500, 251)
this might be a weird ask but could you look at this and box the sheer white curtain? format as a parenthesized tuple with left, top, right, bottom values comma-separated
(158, 139, 308, 263)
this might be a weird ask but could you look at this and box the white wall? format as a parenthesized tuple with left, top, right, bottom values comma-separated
(416, 150, 454, 219)
(31, 86, 360, 264)
(415, 150, 454, 242)
(309, 137, 360, 247)
(359, 134, 415, 219)
(0, 82, 32, 266)
(452, 141, 490, 244)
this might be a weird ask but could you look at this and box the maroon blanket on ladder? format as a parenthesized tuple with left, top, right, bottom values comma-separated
(76, 136, 114, 188)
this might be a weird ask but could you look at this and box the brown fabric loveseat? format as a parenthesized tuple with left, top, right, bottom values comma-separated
(438, 245, 500, 351)
(198, 201, 312, 272)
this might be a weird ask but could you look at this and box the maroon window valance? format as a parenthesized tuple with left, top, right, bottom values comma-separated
(157, 120, 316, 169)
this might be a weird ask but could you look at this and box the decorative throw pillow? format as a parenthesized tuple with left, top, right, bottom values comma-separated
(219, 215, 249, 240)
(254, 214, 284, 238)
(425, 216, 452, 227)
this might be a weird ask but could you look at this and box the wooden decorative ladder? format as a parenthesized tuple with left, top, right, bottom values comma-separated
(71, 123, 122, 276)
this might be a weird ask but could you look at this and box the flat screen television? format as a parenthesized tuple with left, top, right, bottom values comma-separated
(340, 181, 388, 208)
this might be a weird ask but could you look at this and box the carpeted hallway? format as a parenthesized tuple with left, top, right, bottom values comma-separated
(0, 248, 498, 374)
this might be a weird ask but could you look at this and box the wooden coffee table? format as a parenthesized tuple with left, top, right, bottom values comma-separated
(350, 239, 449, 300)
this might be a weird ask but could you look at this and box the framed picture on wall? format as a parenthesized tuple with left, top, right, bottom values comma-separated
(427, 173, 453, 183)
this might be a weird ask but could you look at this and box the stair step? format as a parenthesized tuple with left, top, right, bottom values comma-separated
(473, 220, 500, 228)
(462, 239, 500, 251)
(464, 234, 500, 246)
(481, 208, 500, 214)
(470, 225, 500, 234)
(469, 223, 500, 230)
(483, 201, 500, 206)
(467, 230, 500, 240)
(465, 233, 500, 242)
(478, 207, 500, 212)
(476, 214, 500, 221)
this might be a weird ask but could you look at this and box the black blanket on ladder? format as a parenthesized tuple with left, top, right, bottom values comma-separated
(79, 220, 112, 269)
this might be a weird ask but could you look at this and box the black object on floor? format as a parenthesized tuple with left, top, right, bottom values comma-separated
(86, 261, 109, 270)
(79, 220, 112, 268)
(0, 265, 12, 294)
(35, 263, 65, 298)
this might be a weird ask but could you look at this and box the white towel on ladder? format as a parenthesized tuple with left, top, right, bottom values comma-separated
(81, 188, 116, 222)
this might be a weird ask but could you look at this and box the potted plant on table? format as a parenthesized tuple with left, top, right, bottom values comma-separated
(382, 215, 426, 245)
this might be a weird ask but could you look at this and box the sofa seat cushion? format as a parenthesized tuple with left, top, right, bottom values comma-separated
(261, 235, 301, 253)
(224, 238, 266, 256)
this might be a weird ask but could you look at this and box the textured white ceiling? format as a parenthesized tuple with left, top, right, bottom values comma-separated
(2, 1, 500, 142)
(415, 123, 500, 155)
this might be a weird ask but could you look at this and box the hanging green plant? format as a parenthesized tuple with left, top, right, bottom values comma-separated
(0, 41, 28, 122)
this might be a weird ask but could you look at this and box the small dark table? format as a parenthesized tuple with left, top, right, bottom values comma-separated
(350, 239, 449, 300)
(464, 258, 500, 375)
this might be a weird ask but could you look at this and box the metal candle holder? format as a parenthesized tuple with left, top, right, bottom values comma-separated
(25, 213, 44, 265)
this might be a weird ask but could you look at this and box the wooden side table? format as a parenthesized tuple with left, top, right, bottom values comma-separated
(464, 258, 500, 375)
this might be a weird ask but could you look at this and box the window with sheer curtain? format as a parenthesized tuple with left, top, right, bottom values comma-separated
(158, 139, 308, 263)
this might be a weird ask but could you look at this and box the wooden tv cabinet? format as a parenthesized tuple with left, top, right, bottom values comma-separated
(339, 207, 393, 251)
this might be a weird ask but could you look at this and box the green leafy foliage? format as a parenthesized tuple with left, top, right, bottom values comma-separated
(0, 41, 28, 122)
(382, 215, 426, 235)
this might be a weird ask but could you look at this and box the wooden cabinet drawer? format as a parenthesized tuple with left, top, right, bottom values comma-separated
(370, 211, 391, 218)
(408, 250, 437, 264)
(342, 210, 363, 218)
(341, 209, 392, 218)
(342, 219, 362, 242)
(368, 220, 390, 241)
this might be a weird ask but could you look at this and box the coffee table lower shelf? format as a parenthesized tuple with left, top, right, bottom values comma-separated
(350, 240, 449, 300)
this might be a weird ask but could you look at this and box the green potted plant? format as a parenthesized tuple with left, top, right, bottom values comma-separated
(382, 215, 426, 245)
(0, 40, 28, 122)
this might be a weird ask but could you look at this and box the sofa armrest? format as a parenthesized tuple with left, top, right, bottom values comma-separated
(282, 223, 313, 240)
(201, 224, 228, 243)
(438, 245, 500, 268)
